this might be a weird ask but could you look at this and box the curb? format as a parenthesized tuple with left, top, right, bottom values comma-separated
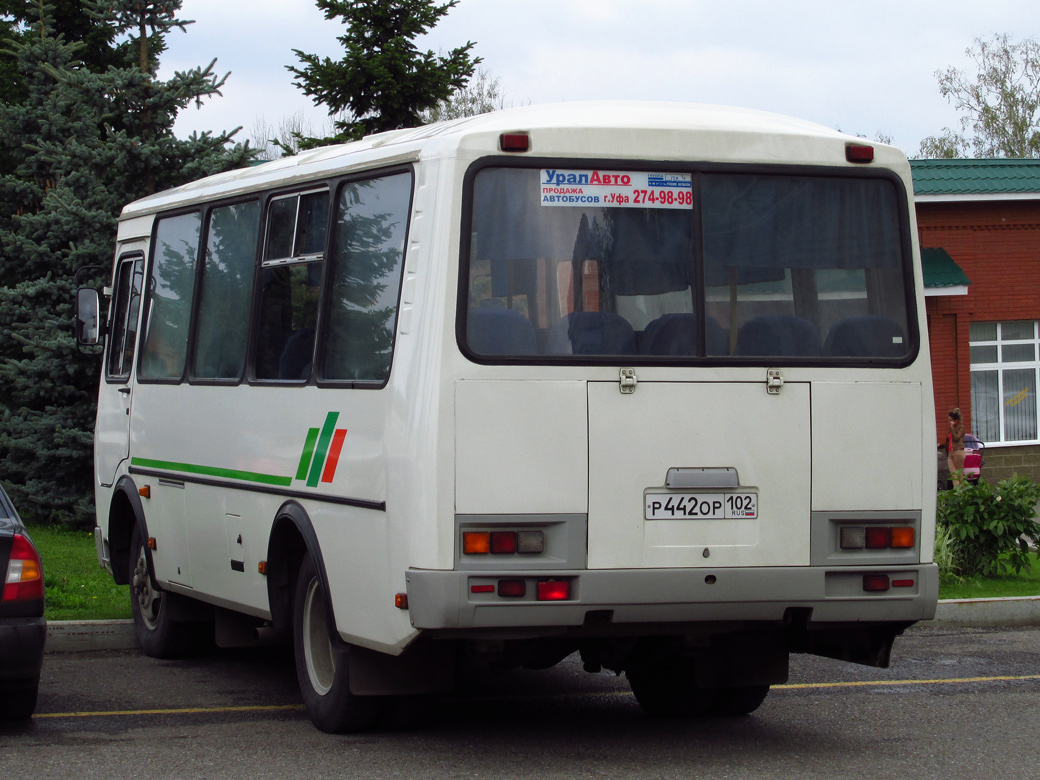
(42, 597, 1040, 653)
(927, 596, 1040, 628)
(46, 619, 137, 652)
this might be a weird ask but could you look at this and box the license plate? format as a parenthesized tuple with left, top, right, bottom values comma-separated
(644, 492, 758, 520)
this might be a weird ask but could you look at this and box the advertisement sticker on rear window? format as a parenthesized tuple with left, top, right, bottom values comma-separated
(540, 169, 692, 209)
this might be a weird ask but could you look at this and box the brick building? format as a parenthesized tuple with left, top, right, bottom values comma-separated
(912, 159, 1040, 483)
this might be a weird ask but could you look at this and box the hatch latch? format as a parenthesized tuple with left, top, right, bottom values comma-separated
(766, 368, 784, 395)
(620, 368, 638, 394)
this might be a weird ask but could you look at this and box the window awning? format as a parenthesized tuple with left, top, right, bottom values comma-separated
(921, 248, 970, 296)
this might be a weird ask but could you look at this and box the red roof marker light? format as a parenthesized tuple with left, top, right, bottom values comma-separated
(846, 144, 874, 163)
(500, 133, 530, 152)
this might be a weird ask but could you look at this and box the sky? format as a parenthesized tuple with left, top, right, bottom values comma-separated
(159, 0, 1040, 157)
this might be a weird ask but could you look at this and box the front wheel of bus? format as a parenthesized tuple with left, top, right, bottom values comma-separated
(129, 525, 201, 658)
(293, 554, 381, 733)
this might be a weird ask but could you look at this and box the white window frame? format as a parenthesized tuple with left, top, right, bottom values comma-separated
(969, 320, 1040, 446)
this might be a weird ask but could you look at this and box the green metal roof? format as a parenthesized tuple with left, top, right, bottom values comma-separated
(910, 158, 1040, 196)
(921, 247, 971, 288)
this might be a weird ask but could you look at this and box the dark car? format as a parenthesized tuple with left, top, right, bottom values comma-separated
(0, 484, 46, 719)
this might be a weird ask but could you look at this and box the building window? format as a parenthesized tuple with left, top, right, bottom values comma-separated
(969, 321, 1039, 444)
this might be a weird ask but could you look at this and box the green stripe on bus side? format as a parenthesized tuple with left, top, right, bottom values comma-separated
(295, 428, 321, 481)
(306, 412, 340, 488)
(130, 458, 293, 487)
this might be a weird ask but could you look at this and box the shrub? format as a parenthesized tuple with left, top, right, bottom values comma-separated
(937, 475, 1040, 577)
(933, 521, 960, 580)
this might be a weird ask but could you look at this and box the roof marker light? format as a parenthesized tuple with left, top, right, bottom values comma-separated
(500, 133, 530, 152)
(846, 144, 874, 163)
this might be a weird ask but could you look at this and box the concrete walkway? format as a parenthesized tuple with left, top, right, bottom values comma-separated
(42, 596, 1040, 653)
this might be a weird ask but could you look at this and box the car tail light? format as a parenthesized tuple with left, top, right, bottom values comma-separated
(865, 527, 891, 549)
(840, 525, 915, 550)
(863, 574, 890, 592)
(463, 529, 544, 555)
(490, 531, 517, 554)
(498, 579, 526, 597)
(537, 580, 570, 601)
(463, 532, 491, 554)
(846, 144, 874, 163)
(890, 527, 915, 548)
(3, 534, 44, 603)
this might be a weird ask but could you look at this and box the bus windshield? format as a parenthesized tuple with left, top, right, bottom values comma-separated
(463, 166, 913, 362)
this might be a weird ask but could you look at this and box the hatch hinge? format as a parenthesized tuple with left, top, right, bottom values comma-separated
(620, 368, 638, 394)
(766, 368, 784, 395)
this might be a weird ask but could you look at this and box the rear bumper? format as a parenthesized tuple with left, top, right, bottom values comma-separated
(405, 564, 939, 631)
(0, 616, 47, 683)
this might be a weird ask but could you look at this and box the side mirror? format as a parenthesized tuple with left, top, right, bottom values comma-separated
(75, 287, 102, 346)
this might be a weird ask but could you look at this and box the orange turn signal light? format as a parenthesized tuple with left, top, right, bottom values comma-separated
(890, 527, 915, 548)
(395, 593, 408, 609)
(463, 532, 491, 555)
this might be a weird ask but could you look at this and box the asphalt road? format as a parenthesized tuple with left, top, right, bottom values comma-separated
(2, 625, 1039, 780)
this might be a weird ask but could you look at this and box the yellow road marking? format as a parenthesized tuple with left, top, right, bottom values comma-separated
(33, 674, 1040, 719)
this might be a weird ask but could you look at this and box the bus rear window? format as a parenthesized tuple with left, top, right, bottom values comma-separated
(462, 166, 912, 363)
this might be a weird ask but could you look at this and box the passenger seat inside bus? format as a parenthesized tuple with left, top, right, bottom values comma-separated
(735, 314, 821, 357)
(823, 315, 906, 358)
(546, 311, 637, 356)
(467, 307, 537, 356)
(640, 314, 729, 356)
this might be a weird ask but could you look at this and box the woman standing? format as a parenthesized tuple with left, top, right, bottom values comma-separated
(947, 408, 966, 486)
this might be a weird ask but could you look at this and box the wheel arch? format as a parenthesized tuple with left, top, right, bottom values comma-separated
(109, 475, 150, 585)
(267, 501, 338, 641)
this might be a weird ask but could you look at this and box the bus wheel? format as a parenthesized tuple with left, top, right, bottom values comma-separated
(129, 525, 199, 658)
(708, 685, 771, 716)
(293, 554, 380, 733)
(627, 654, 715, 718)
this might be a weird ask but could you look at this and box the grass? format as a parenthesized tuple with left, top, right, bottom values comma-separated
(27, 523, 132, 621)
(22, 523, 1040, 621)
(938, 553, 1040, 600)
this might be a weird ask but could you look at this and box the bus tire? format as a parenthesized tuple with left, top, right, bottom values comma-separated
(627, 654, 715, 718)
(293, 554, 380, 733)
(129, 525, 201, 659)
(708, 685, 771, 716)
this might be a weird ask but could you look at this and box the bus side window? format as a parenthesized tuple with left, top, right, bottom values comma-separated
(321, 172, 411, 383)
(139, 212, 202, 381)
(254, 190, 329, 381)
(193, 201, 260, 380)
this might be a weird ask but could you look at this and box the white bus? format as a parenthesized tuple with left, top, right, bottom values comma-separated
(77, 102, 937, 732)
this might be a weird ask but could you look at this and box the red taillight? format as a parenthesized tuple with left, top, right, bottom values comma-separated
(498, 579, 527, 598)
(490, 531, 517, 554)
(865, 527, 892, 549)
(863, 574, 890, 592)
(846, 144, 874, 163)
(500, 133, 530, 152)
(3, 534, 44, 603)
(537, 580, 570, 601)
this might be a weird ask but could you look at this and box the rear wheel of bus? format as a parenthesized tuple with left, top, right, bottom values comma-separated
(293, 553, 381, 733)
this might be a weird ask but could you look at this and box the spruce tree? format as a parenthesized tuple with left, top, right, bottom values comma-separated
(288, 0, 479, 146)
(0, 1, 253, 526)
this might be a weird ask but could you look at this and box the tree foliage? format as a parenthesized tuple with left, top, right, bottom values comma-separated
(421, 66, 505, 124)
(920, 33, 1040, 158)
(0, 0, 253, 526)
(288, 0, 479, 146)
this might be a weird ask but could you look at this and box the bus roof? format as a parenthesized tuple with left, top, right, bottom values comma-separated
(120, 101, 902, 220)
